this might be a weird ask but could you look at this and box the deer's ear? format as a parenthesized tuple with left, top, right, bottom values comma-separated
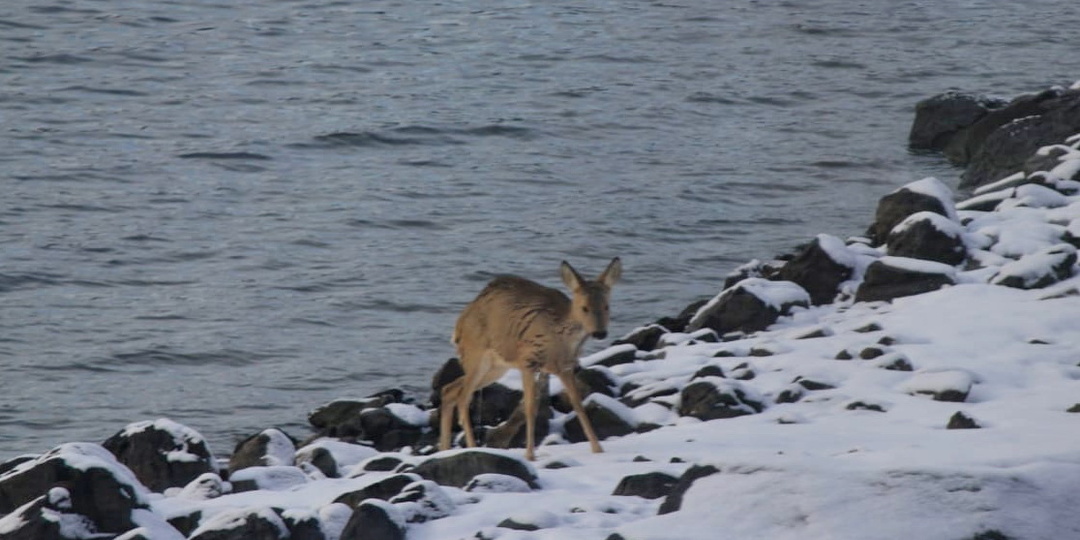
(599, 257, 622, 287)
(561, 261, 585, 290)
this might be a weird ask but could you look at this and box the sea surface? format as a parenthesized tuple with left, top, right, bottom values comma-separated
(2, 0, 1078, 459)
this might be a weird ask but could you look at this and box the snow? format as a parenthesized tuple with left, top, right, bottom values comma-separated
(5, 134, 1080, 540)
(897, 177, 959, 221)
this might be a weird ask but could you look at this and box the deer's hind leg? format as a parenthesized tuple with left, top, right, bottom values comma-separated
(450, 350, 508, 449)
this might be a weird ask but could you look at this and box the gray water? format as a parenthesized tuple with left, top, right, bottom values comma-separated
(2, 0, 1078, 459)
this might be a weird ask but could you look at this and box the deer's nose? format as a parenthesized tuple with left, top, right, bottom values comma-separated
(592, 330, 608, 340)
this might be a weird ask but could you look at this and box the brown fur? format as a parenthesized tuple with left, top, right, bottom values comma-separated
(439, 258, 622, 460)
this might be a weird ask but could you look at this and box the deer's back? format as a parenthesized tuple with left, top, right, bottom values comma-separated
(454, 275, 570, 359)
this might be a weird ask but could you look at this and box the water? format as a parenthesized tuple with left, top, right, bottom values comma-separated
(2, 0, 1077, 459)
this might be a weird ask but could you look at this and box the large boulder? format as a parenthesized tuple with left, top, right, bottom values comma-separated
(657, 464, 720, 515)
(102, 418, 215, 493)
(776, 234, 856, 305)
(228, 429, 297, 476)
(886, 211, 968, 265)
(867, 177, 957, 246)
(908, 91, 1005, 152)
(687, 278, 810, 335)
(855, 256, 957, 303)
(412, 450, 538, 489)
(959, 88, 1080, 188)
(333, 473, 421, 508)
(0, 443, 149, 535)
(339, 500, 406, 540)
(187, 507, 289, 540)
(308, 391, 406, 440)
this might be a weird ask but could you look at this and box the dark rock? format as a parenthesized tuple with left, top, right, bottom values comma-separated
(497, 518, 540, 531)
(333, 473, 420, 508)
(691, 364, 725, 380)
(612, 324, 669, 352)
(992, 244, 1078, 289)
(662, 299, 711, 334)
(463, 473, 532, 493)
(228, 429, 297, 476)
(358, 408, 423, 452)
(835, 349, 854, 360)
(0, 488, 100, 540)
(960, 88, 1080, 188)
(867, 185, 954, 246)
(168, 510, 203, 537)
(279, 510, 326, 540)
(584, 344, 640, 367)
(855, 257, 956, 303)
(1067, 404, 1080, 413)
(854, 322, 883, 333)
(730, 362, 756, 381)
(846, 401, 887, 412)
(878, 335, 898, 346)
(909, 91, 1005, 152)
(310, 393, 404, 438)
(295, 446, 338, 478)
(339, 500, 405, 540)
(678, 379, 764, 421)
(657, 464, 720, 514)
(388, 480, 454, 523)
(553, 368, 618, 413)
(795, 378, 835, 391)
(484, 388, 551, 451)
(358, 456, 405, 472)
(774, 386, 804, 404)
(687, 279, 809, 335)
(777, 236, 854, 305)
(0, 443, 146, 534)
(886, 212, 968, 265)
(947, 411, 981, 430)
(102, 419, 215, 493)
(188, 507, 290, 540)
(564, 396, 637, 443)
(971, 530, 1011, 540)
(859, 346, 886, 360)
(430, 358, 465, 409)
(877, 355, 914, 372)
(412, 450, 539, 489)
(620, 384, 679, 408)
(612, 471, 680, 500)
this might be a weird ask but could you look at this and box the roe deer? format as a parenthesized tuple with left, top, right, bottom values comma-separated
(439, 258, 622, 461)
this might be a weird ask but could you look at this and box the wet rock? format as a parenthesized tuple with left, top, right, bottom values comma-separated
(356, 455, 406, 473)
(228, 429, 297, 476)
(357, 407, 424, 452)
(777, 234, 855, 305)
(101, 418, 216, 494)
(691, 364, 725, 380)
(678, 378, 764, 421)
(333, 473, 421, 508)
(0, 443, 147, 535)
(687, 278, 810, 335)
(310, 393, 405, 439)
(168, 510, 204, 537)
(612, 471, 679, 500)
(886, 211, 968, 265)
(959, 88, 1080, 188)
(339, 500, 406, 540)
(657, 464, 720, 515)
(855, 257, 957, 303)
(563, 394, 638, 443)
(867, 178, 956, 246)
(412, 449, 539, 489)
(909, 91, 1006, 152)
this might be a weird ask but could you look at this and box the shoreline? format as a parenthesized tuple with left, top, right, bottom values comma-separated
(2, 83, 1080, 540)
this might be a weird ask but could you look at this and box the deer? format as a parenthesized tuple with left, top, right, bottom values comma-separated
(438, 258, 622, 461)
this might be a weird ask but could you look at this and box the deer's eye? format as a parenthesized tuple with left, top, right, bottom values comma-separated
(582, 306, 590, 313)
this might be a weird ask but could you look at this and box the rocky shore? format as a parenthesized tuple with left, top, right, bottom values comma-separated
(3, 83, 1080, 540)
